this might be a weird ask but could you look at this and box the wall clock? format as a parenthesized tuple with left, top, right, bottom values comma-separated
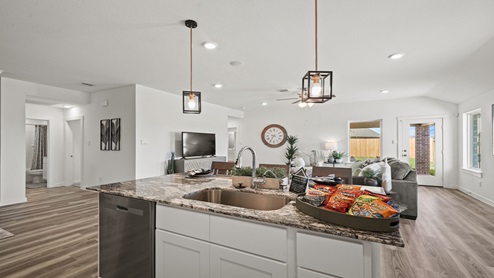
(261, 124, 288, 148)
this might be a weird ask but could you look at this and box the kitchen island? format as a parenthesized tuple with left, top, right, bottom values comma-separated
(89, 174, 403, 278)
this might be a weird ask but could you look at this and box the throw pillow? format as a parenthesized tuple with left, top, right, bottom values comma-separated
(358, 162, 385, 177)
(390, 161, 411, 180)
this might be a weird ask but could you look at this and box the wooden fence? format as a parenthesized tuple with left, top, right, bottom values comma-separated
(350, 138, 435, 160)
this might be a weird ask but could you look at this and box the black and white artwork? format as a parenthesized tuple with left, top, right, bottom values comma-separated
(100, 119, 111, 151)
(111, 118, 121, 151)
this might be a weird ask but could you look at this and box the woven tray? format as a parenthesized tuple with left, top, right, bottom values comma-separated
(295, 195, 400, 232)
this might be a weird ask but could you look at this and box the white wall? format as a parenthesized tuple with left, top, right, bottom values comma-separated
(134, 85, 243, 179)
(238, 96, 459, 187)
(0, 77, 27, 205)
(64, 85, 136, 186)
(457, 89, 494, 206)
(26, 104, 65, 187)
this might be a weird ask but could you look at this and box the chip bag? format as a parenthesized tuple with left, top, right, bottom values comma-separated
(363, 190, 391, 202)
(348, 195, 398, 218)
(324, 192, 357, 213)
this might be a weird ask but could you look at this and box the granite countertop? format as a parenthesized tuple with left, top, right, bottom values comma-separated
(87, 174, 404, 247)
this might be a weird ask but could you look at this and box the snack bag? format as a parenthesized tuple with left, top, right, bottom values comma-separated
(303, 188, 328, 206)
(337, 184, 361, 191)
(324, 192, 357, 213)
(363, 190, 391, 202)
(348, 196, 398, 218)
(314, 185, 337, 205)
(338, 188, 363, 199)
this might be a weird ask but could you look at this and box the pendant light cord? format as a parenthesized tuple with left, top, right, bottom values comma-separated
(189, 26, 193, 92)
(315, 0, 318, 71)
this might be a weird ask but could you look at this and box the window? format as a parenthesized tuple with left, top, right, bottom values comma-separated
(349, 120, 382, 160)
(463, 109, 481, 171)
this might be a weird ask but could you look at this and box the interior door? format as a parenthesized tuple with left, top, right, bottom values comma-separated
(398, 118, 443, 186)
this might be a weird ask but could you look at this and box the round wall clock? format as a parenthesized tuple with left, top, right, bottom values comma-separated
(261, 124, 288, 148)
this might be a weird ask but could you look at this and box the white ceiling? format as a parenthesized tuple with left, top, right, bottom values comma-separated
(1, 0, 494, 111)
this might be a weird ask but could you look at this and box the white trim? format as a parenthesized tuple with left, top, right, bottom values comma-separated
(461, 168, 482, 178)
(0, 197, 27, 207)
(458, 187, 494, 207)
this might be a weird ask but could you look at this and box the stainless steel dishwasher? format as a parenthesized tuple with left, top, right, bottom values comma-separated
(99, 193, 155, 278)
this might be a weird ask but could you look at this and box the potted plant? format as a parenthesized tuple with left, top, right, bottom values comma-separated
(362, 168, 380, 186)
(332, 151, 347, 164)
(284, 135, 299, 165)
(232, 167, 288, 189)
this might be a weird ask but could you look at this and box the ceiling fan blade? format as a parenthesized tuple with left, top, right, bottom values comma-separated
(276, 97, 299, 101)
(291, 100, 301, 104)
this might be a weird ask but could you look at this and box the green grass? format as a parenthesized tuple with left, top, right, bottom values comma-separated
(408, 158, 435, 175)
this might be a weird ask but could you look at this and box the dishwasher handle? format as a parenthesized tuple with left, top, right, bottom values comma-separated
(116, 205, 128, 212)
(101, 200, 144, 216)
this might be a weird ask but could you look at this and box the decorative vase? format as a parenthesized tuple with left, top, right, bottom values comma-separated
(364, 178, 379, 187)
(335, 158, 343, 164)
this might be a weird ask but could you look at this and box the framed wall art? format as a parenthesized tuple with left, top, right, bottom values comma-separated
(100, 119, 111, 151)
(111, 118, 121, 151)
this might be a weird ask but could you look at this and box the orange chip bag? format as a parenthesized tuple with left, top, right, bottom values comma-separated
(363, 190, 391, 202)
(314, 185, 338, 205)
(348, 196, 398, 218)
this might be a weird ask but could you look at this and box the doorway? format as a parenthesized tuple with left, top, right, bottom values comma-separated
(398, 117, 443, 186)
(25, 119, 49, 189)
(228, 128, 237, 162)
(65, 117, 84, 187)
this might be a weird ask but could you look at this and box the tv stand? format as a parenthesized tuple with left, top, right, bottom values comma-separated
(174, 156, 226, 173)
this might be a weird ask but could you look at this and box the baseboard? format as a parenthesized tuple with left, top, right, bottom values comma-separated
(458, 186, 494, 207)
(0, 197, 27, 207)
(48, 182, 66, 188)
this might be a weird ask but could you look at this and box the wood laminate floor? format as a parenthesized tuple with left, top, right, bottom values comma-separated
(0, 186, 98, 278)
(1, 186, 493, 277)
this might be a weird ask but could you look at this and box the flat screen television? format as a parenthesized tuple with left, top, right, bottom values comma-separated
(182, 132, 216, 158)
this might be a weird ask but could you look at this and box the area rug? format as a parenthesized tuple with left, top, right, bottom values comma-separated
(0, 228, 14, 240)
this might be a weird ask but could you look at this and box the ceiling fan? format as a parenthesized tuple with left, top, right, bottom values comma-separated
(276, 89, 336, 107)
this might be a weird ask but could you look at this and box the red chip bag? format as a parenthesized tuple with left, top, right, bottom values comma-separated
(314, 185, 337, 205)
(363, 190, 391, 202)
(338, 189, 363, 199)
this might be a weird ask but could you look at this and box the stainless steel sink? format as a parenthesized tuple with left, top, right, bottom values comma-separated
(184, 189, 291, 211)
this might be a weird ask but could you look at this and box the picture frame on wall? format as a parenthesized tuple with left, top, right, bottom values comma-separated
(111, 118, 121, 151)
(100, 119, 111, 151)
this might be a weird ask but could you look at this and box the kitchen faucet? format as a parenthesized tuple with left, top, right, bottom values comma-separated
(234, 146, 258, 189)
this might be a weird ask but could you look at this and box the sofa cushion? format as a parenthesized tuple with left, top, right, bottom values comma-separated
(389, 161, 411, 180)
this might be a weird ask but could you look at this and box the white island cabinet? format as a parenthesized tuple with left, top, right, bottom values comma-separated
(155, 205, 380, 278)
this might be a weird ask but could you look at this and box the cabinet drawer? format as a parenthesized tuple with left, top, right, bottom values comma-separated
(156, 205, 209, 241)
(210, 245, 287, 278)
(210, 215, 287, 262)
(297, 232, 364, 278)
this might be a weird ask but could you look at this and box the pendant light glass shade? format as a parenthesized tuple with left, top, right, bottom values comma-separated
(302, 71, 333, 103)
(183, 19, 202, 114)
(183, 91, 201, 113)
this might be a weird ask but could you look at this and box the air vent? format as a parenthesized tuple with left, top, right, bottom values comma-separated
(278, 89, 290, 93)
(81, 82, 94, 86)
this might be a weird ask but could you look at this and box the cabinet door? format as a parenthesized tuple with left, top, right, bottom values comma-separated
(210, 245, 287, 278)
(298, 267, 339, 278)
(155, 230, 209, 278)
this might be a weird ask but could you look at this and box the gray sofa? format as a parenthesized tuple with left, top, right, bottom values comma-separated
(352, 162, 418, 220)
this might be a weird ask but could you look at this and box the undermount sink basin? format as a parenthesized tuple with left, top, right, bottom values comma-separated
(184, 189, 291, 211)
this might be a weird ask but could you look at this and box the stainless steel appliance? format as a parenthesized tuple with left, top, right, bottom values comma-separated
(99, 193, 155, 278)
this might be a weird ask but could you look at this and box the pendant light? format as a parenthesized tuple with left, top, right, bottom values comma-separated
(183, 19, 201, 114)
(301, 0, 333, 104)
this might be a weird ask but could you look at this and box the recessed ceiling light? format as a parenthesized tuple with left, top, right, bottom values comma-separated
(202, 41, 218, 50)
(380, 90, 390, 94)
(388, 53, 405, 60)
(229, 61, 243, 67)
(261, 102, 268, 106)
(213, 83, 223, 88)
